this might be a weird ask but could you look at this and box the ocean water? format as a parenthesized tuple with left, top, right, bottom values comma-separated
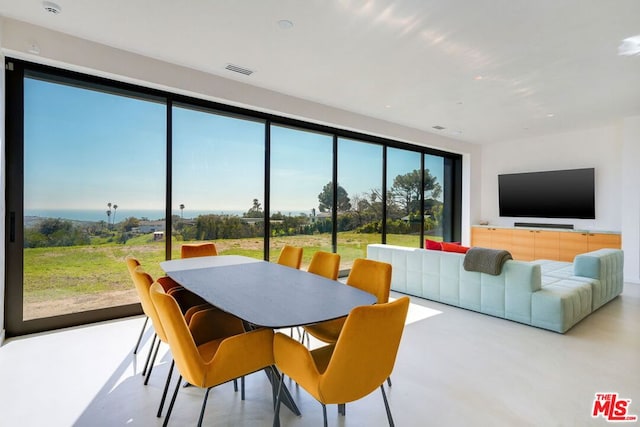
(25, 209, 310, 222)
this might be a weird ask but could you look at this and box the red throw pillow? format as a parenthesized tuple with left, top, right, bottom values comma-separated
(425, 239, 443, 250)
(441, 242, 471, 254)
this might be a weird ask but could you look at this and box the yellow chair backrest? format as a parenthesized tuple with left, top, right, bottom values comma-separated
(150, 282, 275, 389)
(149, 282, 205, 385)
(181, 242, 218, 258)
(320, 296, 410, 403)
(307, 251, 341, 280)
(125, 255, 141, 275)
(130, 267, 168, 343)
(277, 245, 303, 269)
(346, 258, 391, 304)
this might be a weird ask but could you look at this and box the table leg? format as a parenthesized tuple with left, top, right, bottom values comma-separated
(266, 365, 300, 416)
(242, 322, 300, 416)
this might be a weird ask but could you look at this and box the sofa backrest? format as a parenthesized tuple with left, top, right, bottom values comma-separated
(367, 244, 542, 321)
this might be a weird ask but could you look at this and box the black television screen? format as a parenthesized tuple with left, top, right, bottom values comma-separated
(498, 168, 595, 219)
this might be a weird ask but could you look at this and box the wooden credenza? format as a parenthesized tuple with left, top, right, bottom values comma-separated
(471, 226, 621, 262)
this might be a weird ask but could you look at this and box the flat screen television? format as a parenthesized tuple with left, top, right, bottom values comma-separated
(498, 168, 595, 219)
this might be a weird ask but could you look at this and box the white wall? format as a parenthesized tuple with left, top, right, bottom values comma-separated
(621, 116, 640, 283)
(0, 18, 482, 335)
(479, 120, 640, 283)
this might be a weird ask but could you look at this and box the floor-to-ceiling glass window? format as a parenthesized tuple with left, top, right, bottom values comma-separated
(386, 147, 423, 247)
(20, 74, 166, 321)
(172, 105, 265, 259)
(269, 125, 333, 268)
(5, 58, 462, 336)
(336, 138, 383, 270)
(424, 154, 446, 242)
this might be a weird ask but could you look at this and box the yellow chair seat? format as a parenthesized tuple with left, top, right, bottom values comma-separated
(303, 317, 345, 344)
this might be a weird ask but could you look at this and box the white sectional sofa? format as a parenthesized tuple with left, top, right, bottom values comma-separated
(367, 244, 624, 333)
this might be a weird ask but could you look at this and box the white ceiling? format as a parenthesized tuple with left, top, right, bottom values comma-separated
(1, 0, 639, 144)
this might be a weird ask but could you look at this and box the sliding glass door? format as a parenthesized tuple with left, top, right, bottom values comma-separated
(171, 105, 265, 259)
(6, 65, 166, 333)
(336, 138, 383, 270)
(269, 125, 334, 268)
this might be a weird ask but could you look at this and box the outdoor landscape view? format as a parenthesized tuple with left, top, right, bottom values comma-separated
(18, 73, 446, 321)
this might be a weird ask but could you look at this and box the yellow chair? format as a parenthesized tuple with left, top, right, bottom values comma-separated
(130, 265, 218, 417)
(307, 251, 341, 280)
(273, 297, 410, 427)
(126, 256, 149, 355)
(303, 258, 391, 344)
(150, 282, 276, 426)
(181, 242, 218, 258)
(126, 256, 203, 355)
(276, 245, 303, 269)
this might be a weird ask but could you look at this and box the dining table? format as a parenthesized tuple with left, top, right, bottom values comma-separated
(160, 254, 377, 421)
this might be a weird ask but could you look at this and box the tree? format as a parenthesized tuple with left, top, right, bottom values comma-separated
(179, 203, 185, 218)
(121, 216, 139, 232)
(112, 204, 118, 225)
(390, 169, 442, 215)
(244, 198, 263, 218)
(318, 182, 351, 213)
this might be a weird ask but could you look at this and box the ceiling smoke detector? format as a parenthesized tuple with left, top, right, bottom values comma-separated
(43, 1, 62, 14)
(432, 125, 446, 130)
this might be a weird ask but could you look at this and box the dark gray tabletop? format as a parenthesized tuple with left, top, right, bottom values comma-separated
(160, 255, 377, 328)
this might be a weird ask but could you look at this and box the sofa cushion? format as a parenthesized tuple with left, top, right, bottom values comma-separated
(441, 242, 470, 253)
(425, 239, 443, 250)
(532, 279, 593, 332)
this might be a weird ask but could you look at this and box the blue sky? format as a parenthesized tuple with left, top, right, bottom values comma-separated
(24, 77, 443, 217)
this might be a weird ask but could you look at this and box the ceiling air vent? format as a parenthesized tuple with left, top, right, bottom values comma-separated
(432, 125, 446, 130)
(225, 64, 254, 76)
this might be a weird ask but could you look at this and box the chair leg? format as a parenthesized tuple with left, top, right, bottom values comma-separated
(157, 360, 174, 418)
(272, 372, 284, 427)
(133, 316, 149, 354)
(241, 376, 245, 401)
(380, 384, 395, 427)
(338, 403, 346, 416)
(322, 403, 328, 427)
(197, 387, 212, 427)
(387, 376, 392, 387)
(144, 338, 161, 385)
(142, 333, 157, 376)
(163, 374, 183, 427)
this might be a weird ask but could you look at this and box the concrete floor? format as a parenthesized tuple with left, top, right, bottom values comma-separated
(0, 284, 638, 427)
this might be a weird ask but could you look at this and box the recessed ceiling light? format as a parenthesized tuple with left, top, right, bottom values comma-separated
(277, 20, 294, 30)
(385, 104, 391, 109)
(42, 1, 62, 14)
(546, 113, 555, 118)
(474, 75, 483, 81)
(619, 35, 640, 56)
